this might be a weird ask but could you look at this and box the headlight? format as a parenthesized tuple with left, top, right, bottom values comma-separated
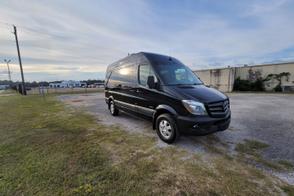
(182, 100, 207, 115)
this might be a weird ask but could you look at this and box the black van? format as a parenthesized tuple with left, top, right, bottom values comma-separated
(105, 52, 230, 143)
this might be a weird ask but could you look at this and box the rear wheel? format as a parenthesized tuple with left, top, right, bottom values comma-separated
(156, 114, 179, 144)
(109, 100, 119, 116)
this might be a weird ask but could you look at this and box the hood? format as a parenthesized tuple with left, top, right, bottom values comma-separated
(166, 85, 227, 103)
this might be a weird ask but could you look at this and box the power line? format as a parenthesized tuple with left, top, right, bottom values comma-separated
(0, 20, 12, 26)
(0, 21, 13, 32)
(0, 20, 63, 38)
(0, 20, 85, 39)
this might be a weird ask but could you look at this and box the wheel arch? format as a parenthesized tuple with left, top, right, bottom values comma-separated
(152, 105, 178, 130)
(107, 96, 114, 109)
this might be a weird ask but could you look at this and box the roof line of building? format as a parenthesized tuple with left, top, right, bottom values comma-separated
(194, 61, 294, 72)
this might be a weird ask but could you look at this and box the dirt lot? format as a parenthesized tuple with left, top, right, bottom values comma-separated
(59, 92, 294, 184)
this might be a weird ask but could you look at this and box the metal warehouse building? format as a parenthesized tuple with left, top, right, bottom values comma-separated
(194, 62, 294, 92)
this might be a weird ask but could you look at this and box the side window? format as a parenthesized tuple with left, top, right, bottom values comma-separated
(107, 70, 118, 88)
(139, 64, 157, 87)
(107, 65, 137, 88)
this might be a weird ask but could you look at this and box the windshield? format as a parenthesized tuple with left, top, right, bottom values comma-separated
(153, 63, 203, 85)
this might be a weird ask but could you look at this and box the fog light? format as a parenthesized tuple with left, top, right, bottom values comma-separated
(193, 124, 199, 128)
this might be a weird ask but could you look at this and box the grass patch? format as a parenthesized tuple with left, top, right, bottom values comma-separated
(236, 139, 269, 154)
(236, 139, 294, 171)
(0, 95, 291, 195)
(281, 185, 294, 196)
(278, 160, 294, 170)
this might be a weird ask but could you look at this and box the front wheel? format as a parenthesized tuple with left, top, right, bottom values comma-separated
(109, 100, 119, 116)
(156, 114, 179, 144)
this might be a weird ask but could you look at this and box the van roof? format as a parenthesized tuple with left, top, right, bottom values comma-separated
(107, 52, 182, 71)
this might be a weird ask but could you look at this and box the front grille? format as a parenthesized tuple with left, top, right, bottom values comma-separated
(206, 99, 230, 118)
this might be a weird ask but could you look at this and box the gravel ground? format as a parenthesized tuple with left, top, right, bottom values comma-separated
(219, 93, 294, 161)
(58, 92, 294, 184)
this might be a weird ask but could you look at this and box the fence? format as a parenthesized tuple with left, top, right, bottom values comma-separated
(26, 87, 104, 95)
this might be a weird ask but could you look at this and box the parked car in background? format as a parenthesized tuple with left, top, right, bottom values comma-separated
(105, 52, 231, 143)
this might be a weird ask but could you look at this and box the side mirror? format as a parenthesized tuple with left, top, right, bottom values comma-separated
(147, 76, 156, 89)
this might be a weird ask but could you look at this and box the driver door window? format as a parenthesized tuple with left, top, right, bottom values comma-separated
(139, 64, 157, 87)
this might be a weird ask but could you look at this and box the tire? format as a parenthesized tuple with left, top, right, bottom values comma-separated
(156, 114, 180, 144)
(109, 100, 119, 116)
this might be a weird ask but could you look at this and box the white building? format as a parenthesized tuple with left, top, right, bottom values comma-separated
(0, 85, 9, 90)
(49, 80, 83, 88)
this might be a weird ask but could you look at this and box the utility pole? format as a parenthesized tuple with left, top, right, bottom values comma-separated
(13, 25, 26, 95)
(4, 59, 12, 82)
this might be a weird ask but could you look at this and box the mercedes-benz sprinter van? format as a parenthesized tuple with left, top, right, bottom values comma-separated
(105, 52, 230, 143)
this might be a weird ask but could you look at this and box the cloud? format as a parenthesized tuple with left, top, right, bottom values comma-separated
(0, 0, 294, 81)
(246, 0, 288, 16)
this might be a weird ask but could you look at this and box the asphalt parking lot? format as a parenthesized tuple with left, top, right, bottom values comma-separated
(59, 92, 294, 183)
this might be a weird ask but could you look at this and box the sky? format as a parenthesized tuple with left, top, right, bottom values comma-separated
(0, 0, 294, 82)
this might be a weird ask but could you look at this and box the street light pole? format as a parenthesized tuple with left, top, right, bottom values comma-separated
(4, 59, 12, 82)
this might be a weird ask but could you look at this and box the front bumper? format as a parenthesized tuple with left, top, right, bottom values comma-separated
(176, 112, 231, 135)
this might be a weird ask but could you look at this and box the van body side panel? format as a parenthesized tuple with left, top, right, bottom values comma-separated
(135, 88, 184, 117)
(135, 87, 161, 117)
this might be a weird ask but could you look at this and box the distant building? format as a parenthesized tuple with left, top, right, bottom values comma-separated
(80, 82, 87, 87)
(0, 85, 9, 90)
(94, 82, 104, 88)
(49, 80, 83, 88)
(87, 82, 104, 88)
(194, 62, 294, 92)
